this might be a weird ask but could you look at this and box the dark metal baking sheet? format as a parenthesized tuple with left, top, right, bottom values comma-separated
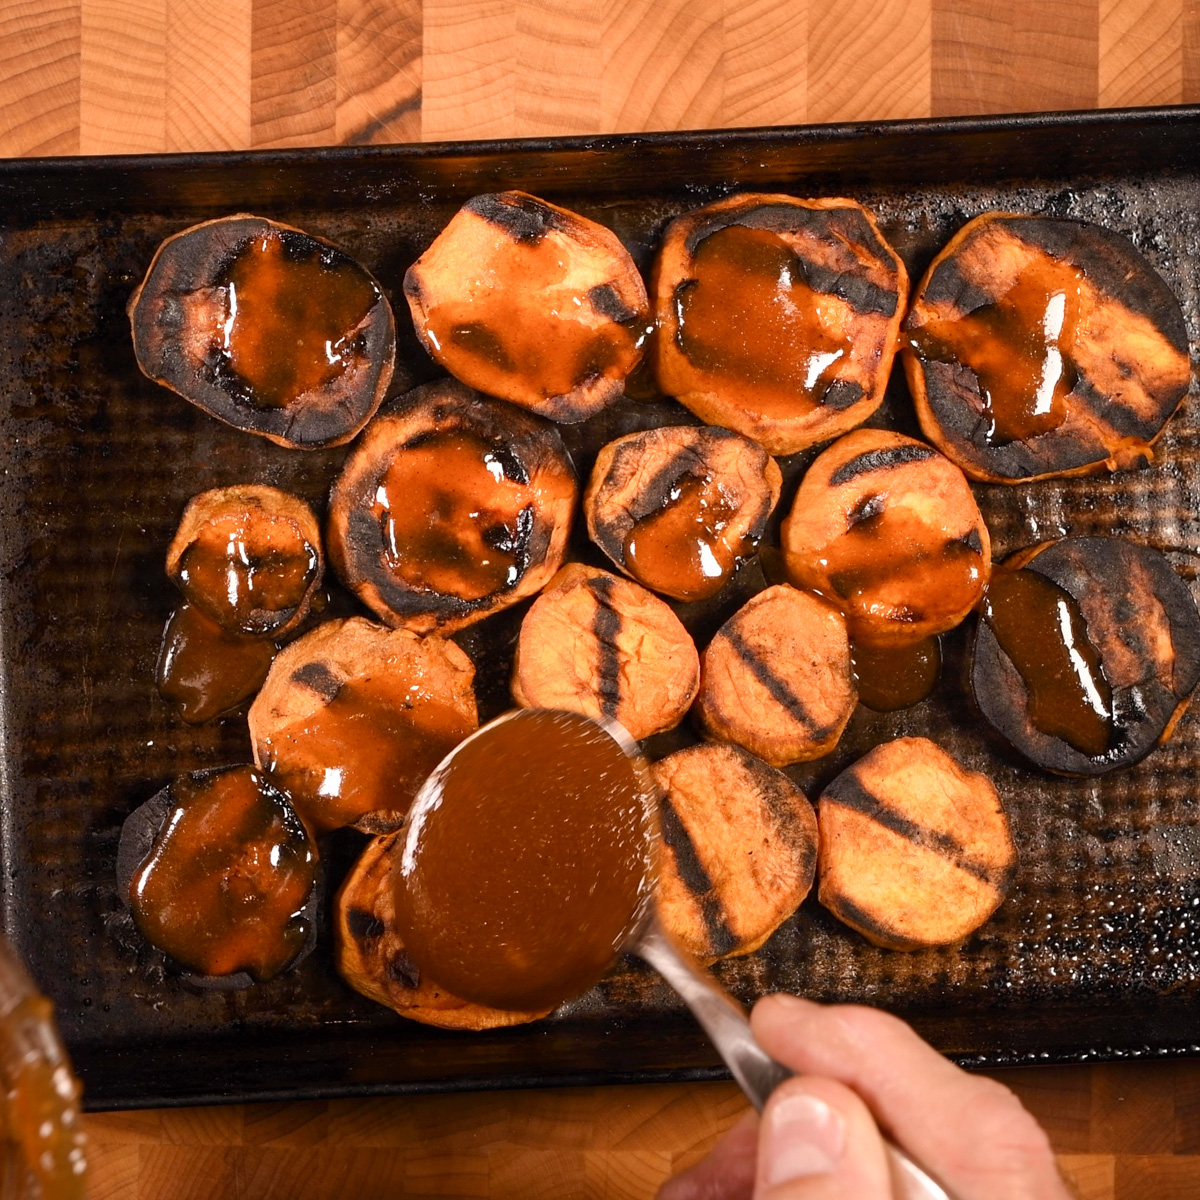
(3, 107, 1200, 1110)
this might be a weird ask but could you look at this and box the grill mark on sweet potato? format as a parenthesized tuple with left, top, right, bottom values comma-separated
(823, 774, 1003, 887)
(345, 907, 383, 942)
(829, 443, 938, 487)
(721, 626, 817, 734)
(588, 574, 623, 720)
(826, 891, 908, 947)
(659, 791, 739, 957)
(291, 661, 343, 703)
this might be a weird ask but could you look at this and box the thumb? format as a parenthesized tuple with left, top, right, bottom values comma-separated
(756, 1076, 892, 1200)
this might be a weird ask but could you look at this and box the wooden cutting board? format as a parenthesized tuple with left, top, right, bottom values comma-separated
(2, 1, 1199, 1197)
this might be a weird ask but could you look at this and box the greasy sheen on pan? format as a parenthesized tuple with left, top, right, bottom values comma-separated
(973, 536, 1200, 776)
(695, 585, 856, 766)
(327, 379, 577, 634)
(166, 485, 323, 638)
(818, 738, 1016, 950)
(653, 744, 818, 964)
(404, 191, 651, 423)
(129, 215, 396, 449)
(654, 193, 909, 455)
(903, 213, 1191, 483)
(584, 425, 782, 602)
(511, 563, 700, 740)
(781, 429, 990, 647)
(249, 617, 478, 834)
(335, 832, 550, 1030)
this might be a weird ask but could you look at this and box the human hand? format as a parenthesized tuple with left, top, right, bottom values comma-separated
(658, 994, 1071, 1199)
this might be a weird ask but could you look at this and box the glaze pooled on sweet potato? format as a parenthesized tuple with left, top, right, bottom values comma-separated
(511, 563, 699, 740)
(972, 536, 1200, 776)
(903, 213, 1190, 483)
(818, 738, 1015, 950)
(249, 617, 478, 834)
(327, 379, 577, 634)
(653, 744, 817, 964)
(129, 215, 395, 448)
(695, 584, 856, 766)
(782, 429, 990, 647)
(585, 425, 781, 601)
(654, 193, 908, 454)
(404, 191, 650, 422)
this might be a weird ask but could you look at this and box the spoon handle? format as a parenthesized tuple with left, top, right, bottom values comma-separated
(634, 919, 951, 1200)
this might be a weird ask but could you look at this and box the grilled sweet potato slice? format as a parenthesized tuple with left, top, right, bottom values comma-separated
(335, 832, 549, 1030)
(818, 738, 1015, 950)
(695, 585, 856, 766)
(584, 425, 782, 601)
(248, 617, 478, 834)
(129, 215, 395, 449)
(166, 485, 323, 637)
(781, 429, 990, 647)
(972, 536, 1200, 776)
(511, 564, 699, 740)
(328, 379, 577, 634)
(653, 744, 817, 964)
(404, 191, 651, 422)
(903, 213, 1190, 483)
(654, 193, 908, 455)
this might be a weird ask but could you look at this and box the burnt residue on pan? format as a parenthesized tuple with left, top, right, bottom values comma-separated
(2, 116, 1200, 1106)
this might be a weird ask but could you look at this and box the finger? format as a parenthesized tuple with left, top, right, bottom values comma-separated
(658, 1109, 759, 1200)
(751, 995, 1069, 1200)
(756, 1076, 891, 1200)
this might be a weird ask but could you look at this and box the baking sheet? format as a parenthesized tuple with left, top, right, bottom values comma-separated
(1, 108, 1200, 1108)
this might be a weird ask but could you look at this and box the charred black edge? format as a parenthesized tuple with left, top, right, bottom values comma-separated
(586, 283, 641, 325)
(828, 443, 938, 487)
(463, 191, 568, 244)
(821, 773, 1008, 888)
(290, 661, 343, 703)
(131, 215, 396, 448)
(345, 906, 385, 942)
(736, 748, 818, 875)
(823, 892, 915, 950)
(658, 790, 740, 958)
(588, 574, 624, 721)
(115, 766, 320, 990)
(677, 199, 901, 317)
(333, 379, 574, 625)
(720, 625, 822, 737)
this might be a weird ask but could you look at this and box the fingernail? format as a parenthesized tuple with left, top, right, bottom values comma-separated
(762, 1093, 845, 1184)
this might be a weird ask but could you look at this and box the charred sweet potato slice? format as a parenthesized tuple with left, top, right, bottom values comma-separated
(129, 215, 395, 449)
(972, 536, 1200, 776)
(249, 617, 478, 834)
(781, 429, 990, 647)
(156, 603, 277, 724)
(654, 193, 908, 455)
(511, 563, 699, 740)
(404, 191, 651, 423)
(116, 765, 318, 985)
(335, 832, 550, 1030)
(653, 744, 817, 964)
(818, 738, 1015, 950)
(695, 585, 856, 766)
(903, 213, 1190, 483)
(166, 485, 323, 637)
(328, 379, 577, 635)
(584, 425, 782, 602)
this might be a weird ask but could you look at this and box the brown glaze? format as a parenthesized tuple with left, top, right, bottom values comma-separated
(127, 767, 316, 981)
(981, 568, 1112, 758)
(782, 429, 991, 647)
(327, 380, 577, 634)
(259, 675, 476, 836)
(908, 257, 1084, 445)
(156, 604, 277, 724)
(623, 475, 747, 601)
(405, 192, 651, 423)
(372, 430, 534, 601)
(393, 710, 653, 1012)
(677, 225, 853, 420)
(851, 637, 941, 712)
(217, 230, 381, 410)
